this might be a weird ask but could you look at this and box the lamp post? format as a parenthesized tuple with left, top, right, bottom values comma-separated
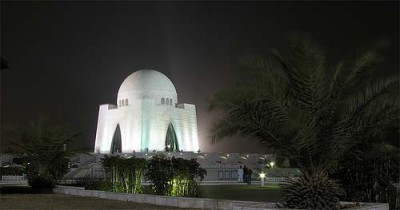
(270, 161, 275, 168)
(260, 172, 265, 187)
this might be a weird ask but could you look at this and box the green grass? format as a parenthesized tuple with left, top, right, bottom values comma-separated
(197, 184, 284, 202)
(0, 186, 197, 210)
(142, 184, 284, 202)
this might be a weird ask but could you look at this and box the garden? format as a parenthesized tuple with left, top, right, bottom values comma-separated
(2, 36, 399, 209)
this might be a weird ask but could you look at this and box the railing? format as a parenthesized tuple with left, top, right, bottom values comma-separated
(249, 177, 299, 184)
(265, 177, 287, 183)
(1, 175, 26, 181)
(0, 175, 27, 185)
(203, 164, 239, 169)
(56, 179, 79, 185)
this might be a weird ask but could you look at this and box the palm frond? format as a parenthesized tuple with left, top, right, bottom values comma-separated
(209, 36, 398, 174)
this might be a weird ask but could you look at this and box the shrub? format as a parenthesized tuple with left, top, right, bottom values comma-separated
(332, 143, 400, 209)
(101, 155, 146, 193)
(282, 170, 342, 210)
(28, 175, 54, 189)
(0, 166, 24, 176)
(145, 155, 173, 195)
(145, 155, 206, 197)
(84, 179, 113, 191)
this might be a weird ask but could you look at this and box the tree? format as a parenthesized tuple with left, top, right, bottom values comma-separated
(145, 155, 174, 195)
(332, 143, 399, 209)
(145, 154, 206, 196)
(170, 157, 207, 197)
(209, 36, 399, 208)
(101, 155, 124, 192)
(14, 117, 79, 188)
(101, 155, 146, 193)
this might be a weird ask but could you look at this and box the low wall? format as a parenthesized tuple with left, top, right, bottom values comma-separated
(53, 186, 279, 210)
(340, 202, 389, 210)
(53, 186, 388, 210)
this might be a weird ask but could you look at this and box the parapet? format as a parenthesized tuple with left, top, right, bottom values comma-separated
(99, 104, 118, 110)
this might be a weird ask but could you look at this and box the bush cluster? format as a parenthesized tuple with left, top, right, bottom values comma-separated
(28, 175, 54, 188)
(99, 154, 206, 197)
(83, 179, 113, 191)
(146, 155, 206, 197)
(282, 170, 342, 210)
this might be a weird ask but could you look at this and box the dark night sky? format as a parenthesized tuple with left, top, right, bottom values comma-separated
(1, 1, 398, 153)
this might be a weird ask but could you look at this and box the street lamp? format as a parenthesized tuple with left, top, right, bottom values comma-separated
(270, 161, 275, 168)
(260, 172, 266, 187)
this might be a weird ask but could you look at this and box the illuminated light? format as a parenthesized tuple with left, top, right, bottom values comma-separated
(227, 154, 230, 157)
(270, 161, 275, 168)
(247, 155, 249, 157)
(260, 172, 266, 187)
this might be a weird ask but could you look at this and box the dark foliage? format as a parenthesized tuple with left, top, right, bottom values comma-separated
(101, 155, 146, 193)
(145, 155, 174, 195)
(282, 170, 342, 209)
(209, 35, 399, 208)
(0, 167, 24, 176)
(332, 143, 400, 209)
(13, 117, 79, 188)
(145, 155, 206, 196)
(28, 174, 54, 188)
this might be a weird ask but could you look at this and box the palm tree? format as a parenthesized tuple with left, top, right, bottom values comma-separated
(209, 36, 398, 208)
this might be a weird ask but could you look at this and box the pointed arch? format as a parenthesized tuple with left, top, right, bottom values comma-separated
(111, 124, 122, 154)
(165, 123, 179, 152)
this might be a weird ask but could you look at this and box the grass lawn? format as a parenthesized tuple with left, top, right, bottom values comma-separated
(0, 184, 283, 209)
(142, 184, 284, 202)
(0, 186, 197, 210)
(197, 184, 284, 202)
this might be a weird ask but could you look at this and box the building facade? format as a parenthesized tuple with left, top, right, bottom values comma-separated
(94, 70, 199, 154)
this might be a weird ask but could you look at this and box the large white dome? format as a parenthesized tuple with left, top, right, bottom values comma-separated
(117, 70, 178, 106)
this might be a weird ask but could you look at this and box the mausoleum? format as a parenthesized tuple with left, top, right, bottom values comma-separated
(94, 70, 199, 154)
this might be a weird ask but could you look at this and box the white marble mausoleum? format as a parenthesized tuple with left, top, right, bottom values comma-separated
(94, 70, 199, 154)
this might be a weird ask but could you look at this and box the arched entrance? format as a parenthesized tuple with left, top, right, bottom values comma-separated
(111, 124, 122, 154)
(165, 123, 179, 152)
